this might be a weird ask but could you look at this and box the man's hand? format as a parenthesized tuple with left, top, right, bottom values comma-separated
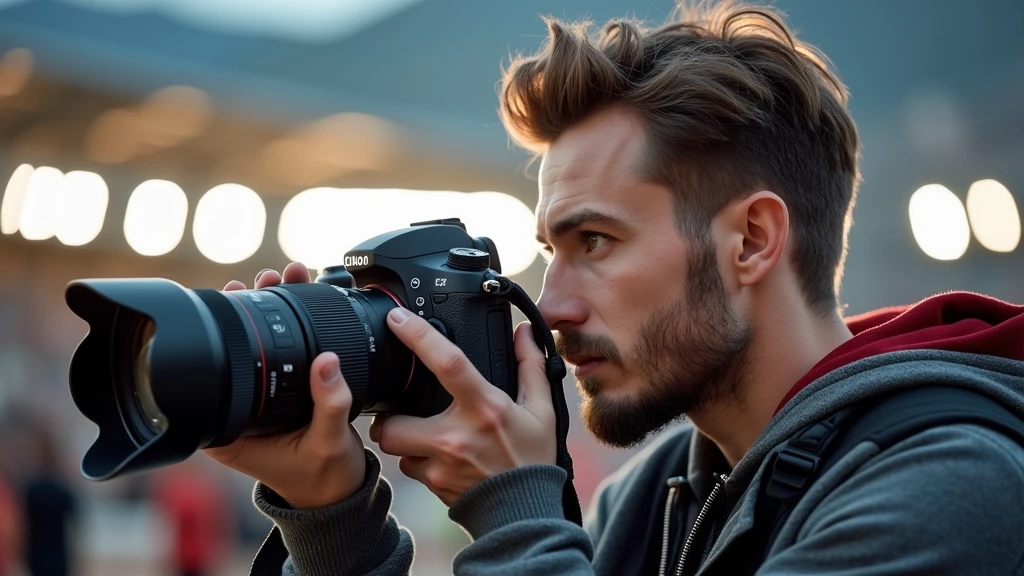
(203, 262, 367, 510)
(369, 308, 556, 505)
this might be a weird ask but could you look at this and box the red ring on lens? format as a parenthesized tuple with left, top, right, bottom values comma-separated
(365, 283, 416, 392)
(224, 292, 268, 419)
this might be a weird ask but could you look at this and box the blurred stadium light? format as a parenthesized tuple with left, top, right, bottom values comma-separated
(966, 179, 1020, 253)
(1, 165, 541, 273)
(909, 184, 972, 261)
(277, 188, 538, 273)
(56, 170, 108, 246)
(192, 183, 266, 264)
(122, 179, 188, 256)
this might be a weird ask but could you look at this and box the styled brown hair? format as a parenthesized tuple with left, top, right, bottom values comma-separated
(500, 0, 860, 314)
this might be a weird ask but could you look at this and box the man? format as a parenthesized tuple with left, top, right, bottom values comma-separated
(208, 1, 1024, 574)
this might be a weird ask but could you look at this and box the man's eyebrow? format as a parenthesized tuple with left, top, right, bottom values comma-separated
(535, 208, 627, 244)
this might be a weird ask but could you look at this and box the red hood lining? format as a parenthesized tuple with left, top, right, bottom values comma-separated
(775, 291, 1024, 414)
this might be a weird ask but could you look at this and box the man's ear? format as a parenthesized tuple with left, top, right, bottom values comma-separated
(725, 191, 789, 287)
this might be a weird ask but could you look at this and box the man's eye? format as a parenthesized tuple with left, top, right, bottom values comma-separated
(584, 233, 609, 253)
(538, 244, 554, 263)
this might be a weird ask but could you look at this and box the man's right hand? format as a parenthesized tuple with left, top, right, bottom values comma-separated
(203, 262, 367, 510)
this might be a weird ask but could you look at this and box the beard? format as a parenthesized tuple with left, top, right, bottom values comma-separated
(557, 236, 753, 448)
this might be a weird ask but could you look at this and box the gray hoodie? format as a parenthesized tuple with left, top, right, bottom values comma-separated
(251, 338, 1024, 575)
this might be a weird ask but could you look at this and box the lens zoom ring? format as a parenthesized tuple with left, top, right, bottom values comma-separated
(193, 289, 255, 444)
(276, 284, 370, 403)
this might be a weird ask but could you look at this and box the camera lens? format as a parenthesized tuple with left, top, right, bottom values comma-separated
(129, 319, 167, 437)
(65, 279, 411, 481)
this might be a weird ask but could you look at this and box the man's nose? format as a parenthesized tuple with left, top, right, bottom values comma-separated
(536, 268, 587, 332)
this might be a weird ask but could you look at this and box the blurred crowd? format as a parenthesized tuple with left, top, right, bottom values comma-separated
(0, 401, 622, 576)
(0, 408, 79, 576)
(0, 405, 240, 576)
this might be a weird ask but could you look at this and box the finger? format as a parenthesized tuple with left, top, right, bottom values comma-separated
(387, 308, 492, 406)
(398, 457, 458, 506)
(253, 268, 275, 286)
(398, 456, 427, 484)
(224, 280, 246, 291)
(513, 322, 553, 415)
(305, 352, 354, 452)
(370, 414, 438, 458)
(281, 262, 311, 284)
(255, 269, 282, 289)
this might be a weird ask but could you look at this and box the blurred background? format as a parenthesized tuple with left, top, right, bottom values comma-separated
(0, 0, 1022, 574)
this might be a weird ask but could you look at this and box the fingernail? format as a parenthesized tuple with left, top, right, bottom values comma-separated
(320, 357, 341, 386)
(255, 268, 273, 282)
(388, 307, 413, 325)
(368, 416, 387, 443)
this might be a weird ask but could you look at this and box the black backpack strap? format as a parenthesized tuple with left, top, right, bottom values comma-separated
(250, 526, 289, 576)
(748, 385, 1024, 569)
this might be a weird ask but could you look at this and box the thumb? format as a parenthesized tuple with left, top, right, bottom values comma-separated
(306, 352, 354, 446)
(513, 322, 553, 416)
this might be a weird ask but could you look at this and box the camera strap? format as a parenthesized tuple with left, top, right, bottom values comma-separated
(485, 273, 583, 527)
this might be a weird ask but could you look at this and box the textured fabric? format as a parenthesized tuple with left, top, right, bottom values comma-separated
(253, 449, 413, 576)
(777, 291, 1024, 411)
(700, 351, 1024, 575)
(448, 464, 569, 538)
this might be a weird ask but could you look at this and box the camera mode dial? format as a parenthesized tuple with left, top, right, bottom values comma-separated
(446, 247, 490, 271)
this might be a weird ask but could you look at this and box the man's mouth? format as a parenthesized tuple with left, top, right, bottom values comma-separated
(564, 355, 606, 378)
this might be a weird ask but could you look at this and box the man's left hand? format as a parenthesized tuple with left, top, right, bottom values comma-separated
(369, 307, 557, 506)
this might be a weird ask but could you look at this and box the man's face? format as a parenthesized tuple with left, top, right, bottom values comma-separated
(535, 108, 752, 448)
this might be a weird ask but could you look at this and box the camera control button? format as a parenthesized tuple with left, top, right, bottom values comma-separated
(432, 293, 448, 304)
(249, 293, 278, 311)
(415, 296, 425, 307)
(447, 247, 490, 271)
(410, 278, 421, 289)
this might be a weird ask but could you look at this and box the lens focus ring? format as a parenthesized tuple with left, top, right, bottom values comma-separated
(193, 289, 256, 444)
(274, 284, 370, 408)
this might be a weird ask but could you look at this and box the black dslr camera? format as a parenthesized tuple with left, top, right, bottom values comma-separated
(65, 218, 519, 481)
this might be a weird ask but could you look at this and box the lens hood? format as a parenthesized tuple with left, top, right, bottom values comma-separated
(65, 278, 232, 480)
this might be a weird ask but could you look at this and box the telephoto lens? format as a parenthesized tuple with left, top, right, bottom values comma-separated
(65, 278, 411, 481)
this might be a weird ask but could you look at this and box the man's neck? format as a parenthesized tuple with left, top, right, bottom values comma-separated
(689, 300, 853, 468)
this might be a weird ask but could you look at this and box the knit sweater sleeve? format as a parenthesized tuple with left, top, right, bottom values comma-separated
(249, 449, 414, 576)
(446, 464, 595, 575)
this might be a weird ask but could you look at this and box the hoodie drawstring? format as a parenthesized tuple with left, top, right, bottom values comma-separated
(660, 477, 687, 576)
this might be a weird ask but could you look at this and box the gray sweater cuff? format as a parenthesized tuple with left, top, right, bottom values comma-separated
(253, 448, 402, 575)
(448, 464, 567, 539)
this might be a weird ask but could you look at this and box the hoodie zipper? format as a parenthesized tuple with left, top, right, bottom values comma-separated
(674, 472, 729, 576)
(659, 476, 687, 576)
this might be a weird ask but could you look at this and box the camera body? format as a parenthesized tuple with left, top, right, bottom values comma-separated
(323, 217, 518, 417)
